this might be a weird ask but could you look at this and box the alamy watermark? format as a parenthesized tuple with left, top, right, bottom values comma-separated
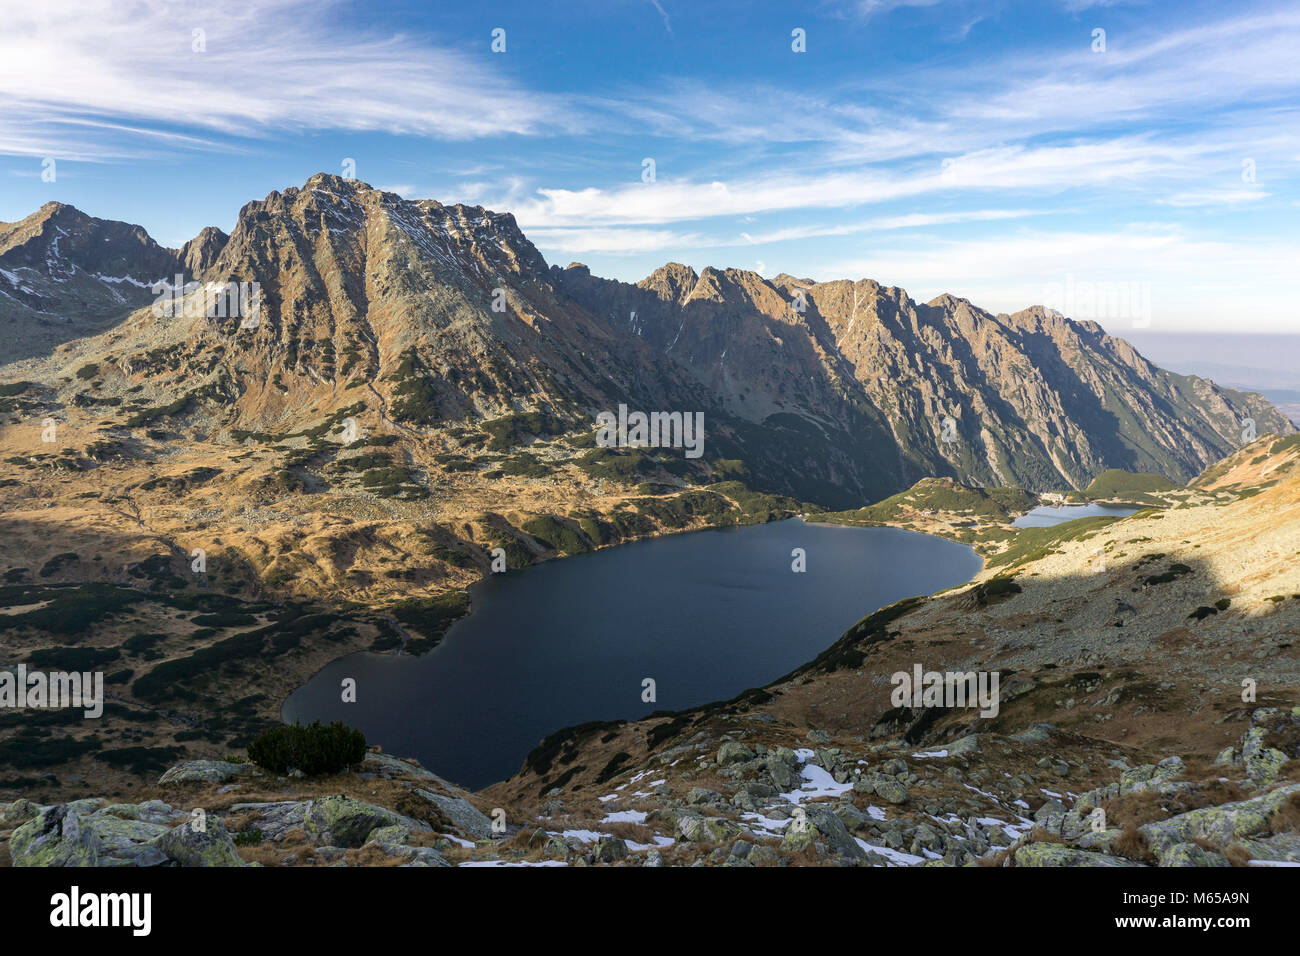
(891, 664, 1000, 718)
(151, 275, 262, 329)
(596, 404, 704, 458)
(0, 665, 103, 718)
(1043, 275, 1151, 329)
(50, 886, 150, 936)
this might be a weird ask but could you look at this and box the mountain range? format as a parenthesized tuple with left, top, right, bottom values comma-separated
(2, 173, 1290, 508)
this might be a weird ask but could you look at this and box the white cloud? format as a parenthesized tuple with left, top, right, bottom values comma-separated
(820, 227, 1300, 332)
(1159, 189, 1271, 207)
(528, 227, 706, 255)
(0, 0, 579, 159)
(504, 139, 1216, 229)
(531, 208, 1042, 255)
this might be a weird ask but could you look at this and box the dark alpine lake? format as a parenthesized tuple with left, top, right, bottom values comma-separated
(283, 518, 982, 789)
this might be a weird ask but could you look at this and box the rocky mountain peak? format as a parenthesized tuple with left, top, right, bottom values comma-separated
(180, 226, 229, 277)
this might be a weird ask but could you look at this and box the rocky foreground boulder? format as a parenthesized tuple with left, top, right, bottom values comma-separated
(9, 799, 243, 867)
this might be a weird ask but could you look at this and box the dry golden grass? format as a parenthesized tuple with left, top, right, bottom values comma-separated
(1222, 843, 1253, 867)
(1109, 821, 1154, 864)
(1268, 792, 1300, 835)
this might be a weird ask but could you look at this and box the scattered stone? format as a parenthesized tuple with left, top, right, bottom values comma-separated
(947, 735, 981, 757)
(158, 760, 254, 786)
(591, 836, 629, 863)
(875, 780, 909, 804)
(151, 817, 245, 867)
(717, 741, 755, 766)
(1015, 843, 1144, 867)
(676, 814, 742, 843)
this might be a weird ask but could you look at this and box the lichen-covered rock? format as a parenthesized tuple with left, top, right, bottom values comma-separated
(1034, 799, 1067, 832)
(874, 780, 909, 804)
(363, 824, 450, 867)
(151, 817, 245, 867)
(1236, 832, 1300, 863)
(98, 801, 190, 826)
(685, 788, 723, 806)
(303, 795, 427, 848)
(0, 798, 40, 828)
(1159, 842, 1230, 867)
(1139, 783, 1300, 855)
(11, 800, 179, 867)
(676, 814, 742, 844)
(414, 790, 493, 840)
(11, 804, 106, 867)
(399, 847, 451, 867)
(1076, 828, 1123, 853)
(947, 735, 982, 756)
(765, 756, 800, 790)
(591, 836, 629, 863)
(1075, 783, 1119, 814)
(1118, 756, 1186, 797)
(1014, 843, 1144, 867)
(1240, 728, 1288, 786)
(226, 800, 310, 842)
(717, 741, 755, 766)
(366, 824, 413, 845)
(786, 805, 867, 862)
(158, 760, 253, 786)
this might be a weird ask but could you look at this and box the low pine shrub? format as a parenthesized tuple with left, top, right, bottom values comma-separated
(247, 720, 366, 776)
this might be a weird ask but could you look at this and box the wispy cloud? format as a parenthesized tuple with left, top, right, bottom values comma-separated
(504, 138, 1218, 229)
(1158, 189, 1270, 207)
(0, 0, 580, 159)
(531, 208, 1043, 255)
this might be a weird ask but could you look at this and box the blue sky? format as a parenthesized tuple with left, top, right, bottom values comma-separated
(3, 0, 1299, 334)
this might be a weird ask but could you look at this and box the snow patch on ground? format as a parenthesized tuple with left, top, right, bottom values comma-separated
(781, 764, 853, 804)
(460, 859, 568, 867)
(601, 809, 647, 824)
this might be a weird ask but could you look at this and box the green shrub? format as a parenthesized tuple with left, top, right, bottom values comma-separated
(247, 720, 366, 776)
(522, 515, 591, 554)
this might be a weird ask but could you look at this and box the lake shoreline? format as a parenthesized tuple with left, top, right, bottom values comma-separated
(283, 517, 983, 790)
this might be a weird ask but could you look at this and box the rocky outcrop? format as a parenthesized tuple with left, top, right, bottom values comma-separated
(158, 759, 255, 786)
(302, 795, 427, 848)
(9, 799, 243, 867)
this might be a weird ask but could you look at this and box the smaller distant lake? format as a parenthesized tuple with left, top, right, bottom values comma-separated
(1012, 503, 1139, 529)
